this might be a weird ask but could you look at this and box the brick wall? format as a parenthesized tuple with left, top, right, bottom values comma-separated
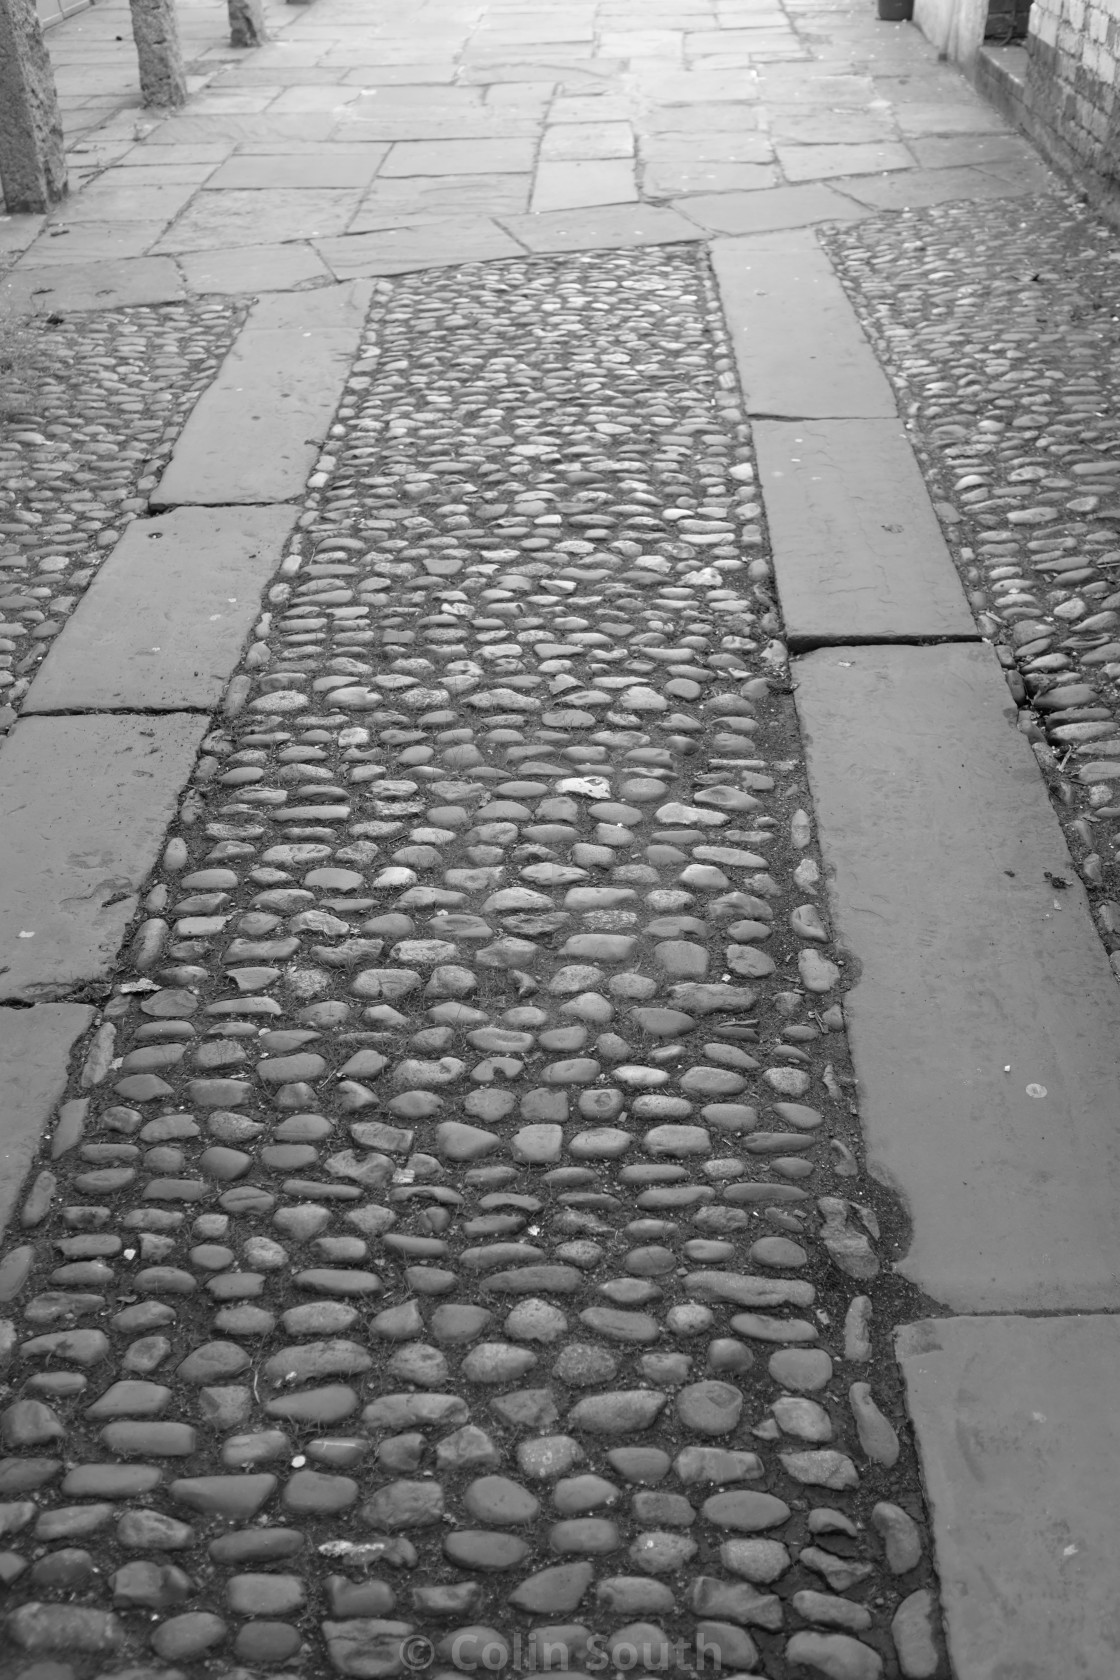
(1025, 0, 1120, 185)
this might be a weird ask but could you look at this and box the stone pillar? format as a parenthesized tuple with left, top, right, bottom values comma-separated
(128, 0, 188, 108)
(0, 0, 68, 214)
(228, 0, 267, 47)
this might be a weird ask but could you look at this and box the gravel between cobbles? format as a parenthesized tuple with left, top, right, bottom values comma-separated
(0, 248, 944, 1680)
(825, 192, 1120, 973)
(0, 301, 245, 730)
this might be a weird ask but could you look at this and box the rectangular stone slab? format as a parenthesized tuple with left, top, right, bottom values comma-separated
(796, 642, 1120, 1311)
(897, 1315, 1120, 1678)
(754, 418, 975, 644)
(0, 714, 208, 1001)
(711, 231, 897, 418)
(0, 1004, 94, 1240)
(0, 256, 185, 315)
(152, 281, 372, 506)
(24, 506, 296, 712)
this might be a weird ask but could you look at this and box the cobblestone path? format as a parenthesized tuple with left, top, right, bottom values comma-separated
(0, 302, 243, 731)
(0, 248, 944, 1679)
(826, 191, 1120, 977)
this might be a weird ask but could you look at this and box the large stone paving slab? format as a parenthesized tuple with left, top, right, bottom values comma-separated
(539, 121, 635, 159)
(796, 643, 1120, 1312)
(909, 132, 1040, 169)
(832, 164, 1043, 210)
(205, 150, 388, 189)
(153, 282, 372, 506)
(316, 217, 526, 276)
(15, 221, 168, 266)
(176, 241, 334, 293)
(753, 418, 975, 644)
(768, 109, 899, 144)
(674, 182, 867, 234)
(894, 100, 1010, 135)
(531, 159, 638, 212)
(775, 140, 915, 181)
(23, 507, 297, 713)
(0, 714, 209, 1001)
(646, 162, 778, 196)
(898, 1315, 1120, 1678)
(350, 173, 533, 223)
(502, 203, 702, 253)
(152, 187, 363, 252)
(54, 180, 200, 224)
(712, 231, 897, 419)
(0, 1004, 95, 1241)
(0, 255, 185, 314)
(379, 138, 538, 175)
(641, 134, 776, 166)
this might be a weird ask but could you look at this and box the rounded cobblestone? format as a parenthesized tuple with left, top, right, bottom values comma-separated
(0, 246, 940, 1677)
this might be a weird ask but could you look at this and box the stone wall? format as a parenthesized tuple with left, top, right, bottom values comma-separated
(1024, 0, 1120, 185)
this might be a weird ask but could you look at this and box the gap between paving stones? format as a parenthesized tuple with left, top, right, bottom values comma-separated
(0, 245, 948, 1680)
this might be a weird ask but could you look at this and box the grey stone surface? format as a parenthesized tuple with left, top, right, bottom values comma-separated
(672, 183, 869, 235)
(58, 179, 196, 224)
(796, 643, 1120, 1312)
(753, 419, 975, 645)
(647, 161, 777, 196)
(775, 140, 915, 181)
(530, 159, 637, 212)
(0, 1003, 94, 1240)
(0, 0, 67, 212)
(351, 173, 532, 223)
(152, 282, 372, 506)
(176, 243, 332, 294)
(711, 232, 897, 419)
(154, 187, 361, 253)
(898, 1315, 1120, 1678)
(24, 507, 296, 713)
(380, 138, 537, 175)
(909, 133, 1040, 169)
(128, 0, 187, 109)
(0, 257, 185, 315)
(0, 714, 208, 1001)
(207, 152, 384, 190)
(8, 221, 167, 267)
(502, 203, 703, 253)
(316, 217, 524, 277)
(831, 165, 1040, 210)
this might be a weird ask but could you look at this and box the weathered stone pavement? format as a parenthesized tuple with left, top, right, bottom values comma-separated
(3, 0, 1054, 310)
(3, 0, 1120, 1674)
(0, 247, 941, 1679)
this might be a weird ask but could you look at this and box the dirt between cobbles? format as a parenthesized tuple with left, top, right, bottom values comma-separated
(0, 246, 944, 1680)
